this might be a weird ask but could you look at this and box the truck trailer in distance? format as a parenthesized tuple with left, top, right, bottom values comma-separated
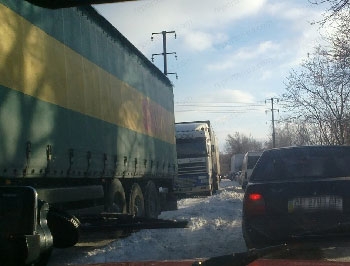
(175, 121, 220, 196)
(230, 153, 244, 179)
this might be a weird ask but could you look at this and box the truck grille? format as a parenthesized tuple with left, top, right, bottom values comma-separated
(176, 178, 196, 187)
(178, 162, 207, 176)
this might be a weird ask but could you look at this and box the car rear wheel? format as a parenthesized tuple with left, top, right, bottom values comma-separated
(242, 222, 272, 249)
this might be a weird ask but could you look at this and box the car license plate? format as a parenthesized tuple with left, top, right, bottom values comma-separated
(288, 195, 343, 213)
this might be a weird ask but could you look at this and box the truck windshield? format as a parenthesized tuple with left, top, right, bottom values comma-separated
(176, 138, 207, 158)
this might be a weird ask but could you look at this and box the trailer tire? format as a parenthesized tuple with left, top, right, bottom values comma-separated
(105, 179, 127, 213)
(207, 185, 213, 196)
(144, 181, 160, 218)
(164, 192, 178, 211)
(213, 175, 219, 192)
(128, 183, 145, 217)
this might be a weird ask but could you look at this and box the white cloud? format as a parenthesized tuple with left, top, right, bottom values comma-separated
(235, 41, 280, 60)
(264, 1, 324, 30)
(212, 0, 267, 25)
(277, 24, 325, 70)
(207, 41, 279, 72)
(94, 0, 267, 54)
(201, 89, 256, 103)
(183, 31, 213, 51)
(182, 31, 229, 52)
(207, 61, 236, 71)
(260, 70, 273, 80)
(170, 0, 267, 52)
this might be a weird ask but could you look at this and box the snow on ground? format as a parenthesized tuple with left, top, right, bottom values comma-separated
(49, 179, 247, 265)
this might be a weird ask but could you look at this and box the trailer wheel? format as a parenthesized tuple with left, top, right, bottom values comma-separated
(105, 179, 127, 213)
(162, 192, 178, 211)
(128, 183, 145, 217)
(213, 175, 219, 192)
(207, 185, 213, 196)
(144, 181, 160, 218)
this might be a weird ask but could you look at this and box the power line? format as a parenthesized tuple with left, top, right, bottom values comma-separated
(175, 110, 259, 113)
(175, 101, 266, 114)
(175, 101, 265, 105)
(176, 104, 264, 108)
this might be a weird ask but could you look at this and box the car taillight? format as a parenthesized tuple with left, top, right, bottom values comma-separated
(244, 192, 266, 216)
(249, 193, 262, 201)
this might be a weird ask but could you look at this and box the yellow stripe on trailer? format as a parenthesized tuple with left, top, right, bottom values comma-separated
(0, 3, 174, 144)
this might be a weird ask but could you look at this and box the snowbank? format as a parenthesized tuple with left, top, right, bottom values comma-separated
(49, 179, 247, 265)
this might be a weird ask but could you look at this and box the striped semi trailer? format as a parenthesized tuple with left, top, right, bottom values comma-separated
(0, 0, 177, 264)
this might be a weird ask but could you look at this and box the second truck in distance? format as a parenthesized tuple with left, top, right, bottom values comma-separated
(175, 121, 220, 196)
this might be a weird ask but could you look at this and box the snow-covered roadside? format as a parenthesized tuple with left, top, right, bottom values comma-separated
(49, 179, 247, 265)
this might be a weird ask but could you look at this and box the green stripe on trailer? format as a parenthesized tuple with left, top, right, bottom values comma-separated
(0, 86, 176, 179)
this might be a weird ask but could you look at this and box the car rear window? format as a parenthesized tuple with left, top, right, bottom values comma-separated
(250, 147, 350, 181)
(247, 156, 261, 169)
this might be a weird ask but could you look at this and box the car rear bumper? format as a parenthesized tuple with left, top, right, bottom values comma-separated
(243, 214, 350, 245)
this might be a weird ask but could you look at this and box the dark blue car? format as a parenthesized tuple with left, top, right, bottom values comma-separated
(242, 146, 350, 249)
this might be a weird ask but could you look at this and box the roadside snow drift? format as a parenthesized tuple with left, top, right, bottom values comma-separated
(48, 179, 246, 265)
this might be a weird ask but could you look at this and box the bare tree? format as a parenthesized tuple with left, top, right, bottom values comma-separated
(224, 132, 263, 155)
(309, 0, 350, 22)
(310, 0, 349, 11)
(279, 0, 350, 145)
(282, 44, 350, 145)
(265, 121, 315, 148)
(328, 12, 350, 64)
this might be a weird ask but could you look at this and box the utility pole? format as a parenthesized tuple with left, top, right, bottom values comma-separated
(151, 30, 178, 79)
(266, 98, 279, 148)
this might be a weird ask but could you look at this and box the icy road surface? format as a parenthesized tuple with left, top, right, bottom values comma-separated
(48, 179, 246, 265)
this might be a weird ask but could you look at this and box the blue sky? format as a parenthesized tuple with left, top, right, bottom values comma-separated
(94, 0, 327, 152)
